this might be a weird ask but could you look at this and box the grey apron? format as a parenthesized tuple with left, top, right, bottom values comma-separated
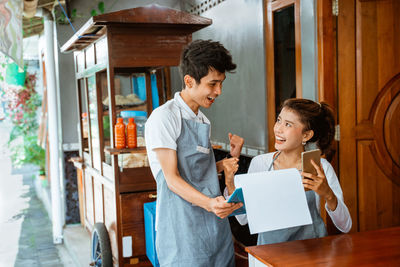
(155, 117, 235, 267)
(257, 152, 327, 245)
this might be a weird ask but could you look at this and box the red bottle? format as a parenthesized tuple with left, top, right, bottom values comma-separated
(115, 118, 126, 149)
(126, 117, 137, 148)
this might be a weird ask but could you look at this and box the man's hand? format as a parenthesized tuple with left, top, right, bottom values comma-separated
(208, 196, 243, 219)
(229, 133, 244, 158)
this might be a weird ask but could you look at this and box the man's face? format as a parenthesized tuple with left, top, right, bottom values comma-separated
(184, 68, 226, 111)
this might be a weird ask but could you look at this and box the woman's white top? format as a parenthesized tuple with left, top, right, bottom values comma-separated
(225, 152, 352, 233)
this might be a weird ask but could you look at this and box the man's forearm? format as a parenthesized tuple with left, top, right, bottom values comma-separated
(165, 174, 212, 211)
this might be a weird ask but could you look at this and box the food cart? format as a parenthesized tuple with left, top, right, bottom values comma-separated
(61, 5, 211, 266)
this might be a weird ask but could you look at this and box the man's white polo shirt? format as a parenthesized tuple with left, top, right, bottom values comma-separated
(145, 92, 210, 179)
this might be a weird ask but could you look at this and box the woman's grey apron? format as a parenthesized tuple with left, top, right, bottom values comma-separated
(155, 117, 235, 267)
(257, 152, 327, 245)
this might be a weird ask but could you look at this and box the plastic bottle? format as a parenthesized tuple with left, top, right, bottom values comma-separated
(126, 117, 137, 148)
(81, 112, 88, 138)
(120, 110, 147, 146)
(115, 118, 126, 149)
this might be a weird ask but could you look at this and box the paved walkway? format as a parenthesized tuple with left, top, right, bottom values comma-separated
(0, 121, 67, 267)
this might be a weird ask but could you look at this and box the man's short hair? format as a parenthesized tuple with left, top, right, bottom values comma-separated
(179, 39, 236, 85)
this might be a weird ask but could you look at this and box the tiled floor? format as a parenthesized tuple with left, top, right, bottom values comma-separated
(63, 224, 91, 267)
(0, 120, 70, 267)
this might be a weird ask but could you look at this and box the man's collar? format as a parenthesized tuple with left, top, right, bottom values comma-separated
(175, 92, 198, 118)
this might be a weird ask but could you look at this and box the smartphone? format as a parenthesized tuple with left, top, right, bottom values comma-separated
(301, 149, 321, 176)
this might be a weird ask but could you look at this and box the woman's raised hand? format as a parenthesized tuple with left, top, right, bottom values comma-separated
(223, 157, 239, 195)
(229, 133, 244, 158)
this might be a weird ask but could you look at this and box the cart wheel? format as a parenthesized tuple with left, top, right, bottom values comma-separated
(91, 223, 112, 267)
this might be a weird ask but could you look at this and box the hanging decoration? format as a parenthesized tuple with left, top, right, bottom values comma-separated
(0, 0, 23, 68)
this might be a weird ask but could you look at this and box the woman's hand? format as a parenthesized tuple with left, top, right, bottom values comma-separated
(301, 160, 338, 211)
(222, 157, 239, 195)
(229, 133, 244, 158)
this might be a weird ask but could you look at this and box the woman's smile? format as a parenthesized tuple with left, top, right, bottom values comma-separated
(275, 135, 286, 145)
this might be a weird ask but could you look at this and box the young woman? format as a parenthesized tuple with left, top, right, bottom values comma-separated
(224, 98, 352, 245)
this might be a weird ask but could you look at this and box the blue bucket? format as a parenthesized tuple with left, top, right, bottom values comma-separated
(143, 201, 159, 267)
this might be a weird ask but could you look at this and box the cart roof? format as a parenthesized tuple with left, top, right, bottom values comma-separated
(61, 4, 212, 53)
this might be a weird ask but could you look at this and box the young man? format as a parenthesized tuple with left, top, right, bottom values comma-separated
(145, 40, 244, 267)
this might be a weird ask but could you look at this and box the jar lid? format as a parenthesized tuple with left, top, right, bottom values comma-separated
(120, 110, 147, 118)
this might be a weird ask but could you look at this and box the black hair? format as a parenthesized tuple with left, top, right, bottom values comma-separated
(179, 39, 236, 85)
(281, 98, 336, 161)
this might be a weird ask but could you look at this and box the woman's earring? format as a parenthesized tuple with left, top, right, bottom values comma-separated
(302, 141, 306, 146)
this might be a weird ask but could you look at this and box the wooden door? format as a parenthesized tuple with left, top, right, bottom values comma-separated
(265, 0, 302, 151)
(338, 0, 400, 232)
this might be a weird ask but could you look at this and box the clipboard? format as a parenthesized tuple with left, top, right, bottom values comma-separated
(227, 187, 246, 216)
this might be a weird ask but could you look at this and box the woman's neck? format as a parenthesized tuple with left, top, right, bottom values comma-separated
(276, 147, 304, 169)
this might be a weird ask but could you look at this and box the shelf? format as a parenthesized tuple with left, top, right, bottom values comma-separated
(69, 157, 85, 169)
(104, 146, 147, 155)
(69, 157, 84, 163)
(105, 145, 222, 155)
(102, 104, 147, 115)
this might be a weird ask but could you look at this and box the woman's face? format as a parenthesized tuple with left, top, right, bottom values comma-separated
(273, 107, 311, 152)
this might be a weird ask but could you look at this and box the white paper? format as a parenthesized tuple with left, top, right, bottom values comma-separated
(122, 236, 132, 257)
(235, 168, 312, 234)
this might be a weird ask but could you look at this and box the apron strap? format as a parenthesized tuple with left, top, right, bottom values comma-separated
(268, 151, 281, 171)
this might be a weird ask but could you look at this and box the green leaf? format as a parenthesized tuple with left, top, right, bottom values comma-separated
(98, 2, 105, 13)
(91, 9, 97, 17)
(5, 70, 45, 171)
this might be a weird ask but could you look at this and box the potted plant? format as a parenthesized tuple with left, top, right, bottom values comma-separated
(4, 69, 45, 176)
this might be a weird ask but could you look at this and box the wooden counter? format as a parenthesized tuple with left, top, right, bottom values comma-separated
(246, 226, 400, 266)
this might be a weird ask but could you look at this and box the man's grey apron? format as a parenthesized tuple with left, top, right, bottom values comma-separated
(257, 152, 327, 245)
(155, 117, 235, 267)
